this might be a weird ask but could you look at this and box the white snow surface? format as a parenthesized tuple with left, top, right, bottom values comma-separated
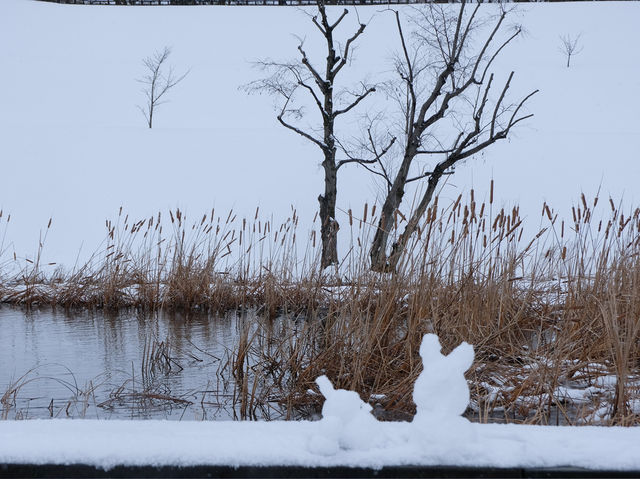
(0, 0, 639, 268)
(3, 334, 640, 470)
(2, 413, 640, 470)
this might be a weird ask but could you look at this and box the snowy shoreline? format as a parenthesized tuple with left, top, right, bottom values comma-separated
(3, 338, 639, 472)
(1, 419, 639, 471)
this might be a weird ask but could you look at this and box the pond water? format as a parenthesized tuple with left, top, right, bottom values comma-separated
(0, 307, 289, 421)
(2, 307, 618, 425)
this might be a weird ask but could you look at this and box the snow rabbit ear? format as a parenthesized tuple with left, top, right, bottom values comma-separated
(447, 342, 474, 373)
(316, 375, 335, 398)
(419, 333, 442, 360)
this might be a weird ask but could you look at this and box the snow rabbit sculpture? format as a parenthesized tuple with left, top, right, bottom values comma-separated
(412, 333, 474, 422)
(310, 375, 379, 453)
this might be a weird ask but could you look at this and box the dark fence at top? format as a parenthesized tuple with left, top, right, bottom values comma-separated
(33, 0, 634, 5)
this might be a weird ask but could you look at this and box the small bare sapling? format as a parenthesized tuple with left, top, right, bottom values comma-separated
(137, 47, 189, 128)
(559, 33, 583, 68)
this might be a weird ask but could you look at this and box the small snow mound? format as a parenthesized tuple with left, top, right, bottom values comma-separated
(315, 375, 372, 421)
(413, 333, 474, 422)
(309, 375, 379, 453)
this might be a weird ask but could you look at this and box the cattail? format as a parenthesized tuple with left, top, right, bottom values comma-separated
(492, 215, 500, 231)
(506, 220, 522, 238)
(452, 194, 462, 212)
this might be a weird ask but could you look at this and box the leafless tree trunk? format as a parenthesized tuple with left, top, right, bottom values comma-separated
(138, 47, 189, 129)
(368, 2, 537, 272)
(247, 0, 376, 269)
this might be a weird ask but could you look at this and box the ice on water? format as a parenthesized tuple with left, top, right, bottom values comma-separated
(311, 333, 475, 454)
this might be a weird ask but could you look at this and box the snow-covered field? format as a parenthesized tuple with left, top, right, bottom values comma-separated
(1, 0, 639, 268)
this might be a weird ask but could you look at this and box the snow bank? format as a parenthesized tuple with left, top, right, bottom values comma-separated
(2, 418, 640, 470)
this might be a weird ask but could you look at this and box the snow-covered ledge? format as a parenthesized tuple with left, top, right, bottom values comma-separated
(1, 335, 639, 471)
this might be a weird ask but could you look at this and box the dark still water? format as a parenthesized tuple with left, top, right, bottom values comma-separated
(0, 307, 291, 421)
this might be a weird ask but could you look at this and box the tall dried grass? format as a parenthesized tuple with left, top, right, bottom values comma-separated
(1, 186, 639, 424)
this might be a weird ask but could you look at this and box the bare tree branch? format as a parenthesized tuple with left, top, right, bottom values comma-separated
(334, 86, 376, 117)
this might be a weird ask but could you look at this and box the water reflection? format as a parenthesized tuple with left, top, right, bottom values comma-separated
(0, 307, 264, 420)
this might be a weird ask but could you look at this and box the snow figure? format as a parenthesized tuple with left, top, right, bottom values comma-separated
(308, 375, 381, 455)
(413, 333, 474, 423)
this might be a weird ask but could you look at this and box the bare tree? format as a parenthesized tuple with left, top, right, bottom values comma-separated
(138, 47, 189, 129)
(246, 0, 379, 269)
(368, 2, 537, 272)
(559, 33, 583, 68)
